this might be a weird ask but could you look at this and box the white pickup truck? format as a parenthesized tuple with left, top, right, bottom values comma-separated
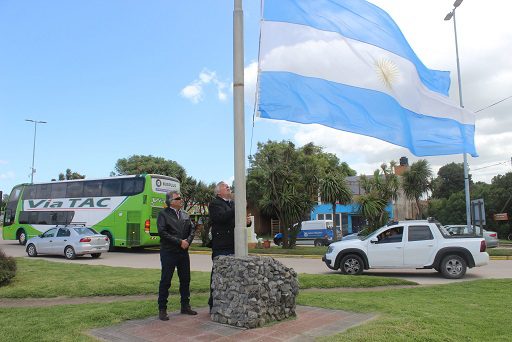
(322, 219, 489, 279)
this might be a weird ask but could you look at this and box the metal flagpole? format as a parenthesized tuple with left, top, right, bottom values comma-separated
(445, 1, 472, 233)
(233, 0, 248, 257)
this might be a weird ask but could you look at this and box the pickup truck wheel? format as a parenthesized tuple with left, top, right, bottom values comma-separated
(340, 254, 364, 275)
(440, 255, 467, 279)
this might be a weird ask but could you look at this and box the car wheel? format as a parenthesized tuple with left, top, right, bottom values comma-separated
(340, 254, 364, 275)
(27, 244, 38, 257)
(17, 229, 27, 246)
(64, 246, 76, 260)
(91, 253, 101, 259)
(440, 254, 467, 279)
(103, 231, 115, 251)
(314, 239, 323, 247)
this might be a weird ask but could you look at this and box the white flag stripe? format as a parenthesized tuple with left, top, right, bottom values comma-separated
(260, 21, 474, 125)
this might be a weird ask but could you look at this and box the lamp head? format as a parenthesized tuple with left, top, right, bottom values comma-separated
(444, 12, 453, 21)
(453, 0, 463, 8)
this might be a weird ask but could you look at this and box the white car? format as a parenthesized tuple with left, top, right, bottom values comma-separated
(323, 220, 489, 279)
(26, 226, 109, 259)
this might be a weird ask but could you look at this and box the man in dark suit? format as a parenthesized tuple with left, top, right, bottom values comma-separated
(157, 190, 197, 320)
(207, 181, 251, 311)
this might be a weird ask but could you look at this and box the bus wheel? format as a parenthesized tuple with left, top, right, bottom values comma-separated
(314, 239, 323, 247)
(64, 246, 76, 260)
(103, 231, 114, 251)
(17, 229, 27, 246)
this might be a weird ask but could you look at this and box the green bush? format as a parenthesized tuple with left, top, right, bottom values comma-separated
(0, 248, 17, 286)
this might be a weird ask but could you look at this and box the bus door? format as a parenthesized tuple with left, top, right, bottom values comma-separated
(116, 210, 141, 247)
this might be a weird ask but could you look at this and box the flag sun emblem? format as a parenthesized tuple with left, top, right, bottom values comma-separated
(375, 58, 399, 89)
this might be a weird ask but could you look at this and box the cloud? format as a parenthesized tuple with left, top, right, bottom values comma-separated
(244, 61, 258, 106)
(0, 171, 15, 180)
(180, 69, 227, 103)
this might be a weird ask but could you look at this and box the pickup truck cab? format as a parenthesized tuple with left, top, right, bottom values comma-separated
(322, 219, 489, 279)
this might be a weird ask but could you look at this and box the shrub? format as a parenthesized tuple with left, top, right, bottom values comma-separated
(0, 248, 17, 286)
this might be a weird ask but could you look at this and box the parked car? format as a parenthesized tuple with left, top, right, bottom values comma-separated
(444, 225, 499, 248)
(26, 226, 109, 259)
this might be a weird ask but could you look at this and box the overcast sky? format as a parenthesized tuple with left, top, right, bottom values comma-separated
(1, 0, 511, 196)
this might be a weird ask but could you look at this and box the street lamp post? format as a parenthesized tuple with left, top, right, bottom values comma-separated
(25, 119, 47, 184)
(444, 0, 473, 233)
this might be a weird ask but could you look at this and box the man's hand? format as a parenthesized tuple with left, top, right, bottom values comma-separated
(180, 240, 189, 250)
(246, 214, 252, 226)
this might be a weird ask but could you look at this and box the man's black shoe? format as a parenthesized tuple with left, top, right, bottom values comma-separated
(158, 309, 169, 321)
(180, 306, 198, 315)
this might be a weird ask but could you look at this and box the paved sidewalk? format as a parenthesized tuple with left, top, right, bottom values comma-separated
(89, 306, 377, 341)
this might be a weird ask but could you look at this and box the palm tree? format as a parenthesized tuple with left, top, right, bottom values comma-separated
(357, 162, 400, 231)
(402, 159, 433, 219)
(320, 172, 352, 240)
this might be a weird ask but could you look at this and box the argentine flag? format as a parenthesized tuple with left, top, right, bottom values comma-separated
(257, 0, 477, 157)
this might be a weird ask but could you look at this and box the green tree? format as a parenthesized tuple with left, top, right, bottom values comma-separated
(57, 169, 85, 181)
(356, 162, 400, 231)
(247, 140, 355, 248)
(1, 193, 8, 212)
(432, 162, 471, 199)
(402, 159, 432, 219)
(319, 172, 352, 240)
(113, 155, 186, 181)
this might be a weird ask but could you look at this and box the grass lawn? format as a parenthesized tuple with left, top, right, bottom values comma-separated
(1, 258, 510, 341)
(302, 279, 512, 341)
(488, 248, 512, 256)
(0, 259, 414, 298)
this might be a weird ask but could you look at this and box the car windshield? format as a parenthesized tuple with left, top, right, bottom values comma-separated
(362, 227, 383, 241)
(73, 227, 98, 235)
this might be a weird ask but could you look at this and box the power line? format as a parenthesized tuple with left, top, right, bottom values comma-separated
(471, 160, 510, 172)
(475, 95, 512, 113)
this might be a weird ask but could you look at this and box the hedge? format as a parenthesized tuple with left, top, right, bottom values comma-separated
(0, 248, 16, 286)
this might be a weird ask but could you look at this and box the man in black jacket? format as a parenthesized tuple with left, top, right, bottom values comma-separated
(207, 181, 251, 310)
(157, 190, 197, 320)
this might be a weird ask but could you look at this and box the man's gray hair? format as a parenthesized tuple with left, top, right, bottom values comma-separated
(166, 190, 180, 198)
(214, 182, 226, 195)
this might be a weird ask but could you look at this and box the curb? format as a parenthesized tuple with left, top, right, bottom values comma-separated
(490, 256, 512, 260)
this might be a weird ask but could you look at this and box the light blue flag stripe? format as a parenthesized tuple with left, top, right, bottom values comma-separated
(258, 72, 477, 157)
(263, 0, 451, 96)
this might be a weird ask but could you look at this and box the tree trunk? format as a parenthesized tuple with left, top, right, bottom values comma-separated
(331, 202, 338, 241)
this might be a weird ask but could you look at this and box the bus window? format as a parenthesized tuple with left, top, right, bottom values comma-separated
(51, 183, 66, 198)
(22, 185, 36, 200)
(28, 212, 38, 224)
(84, 181, 102, 197)
(38, 212, 51, 224)
(102, 179, 122, 196)
(18, 211, 29, 224)
(122, 178, 145, 196)
(36, 184, 51, 199)
(66, 182, 83, 198)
